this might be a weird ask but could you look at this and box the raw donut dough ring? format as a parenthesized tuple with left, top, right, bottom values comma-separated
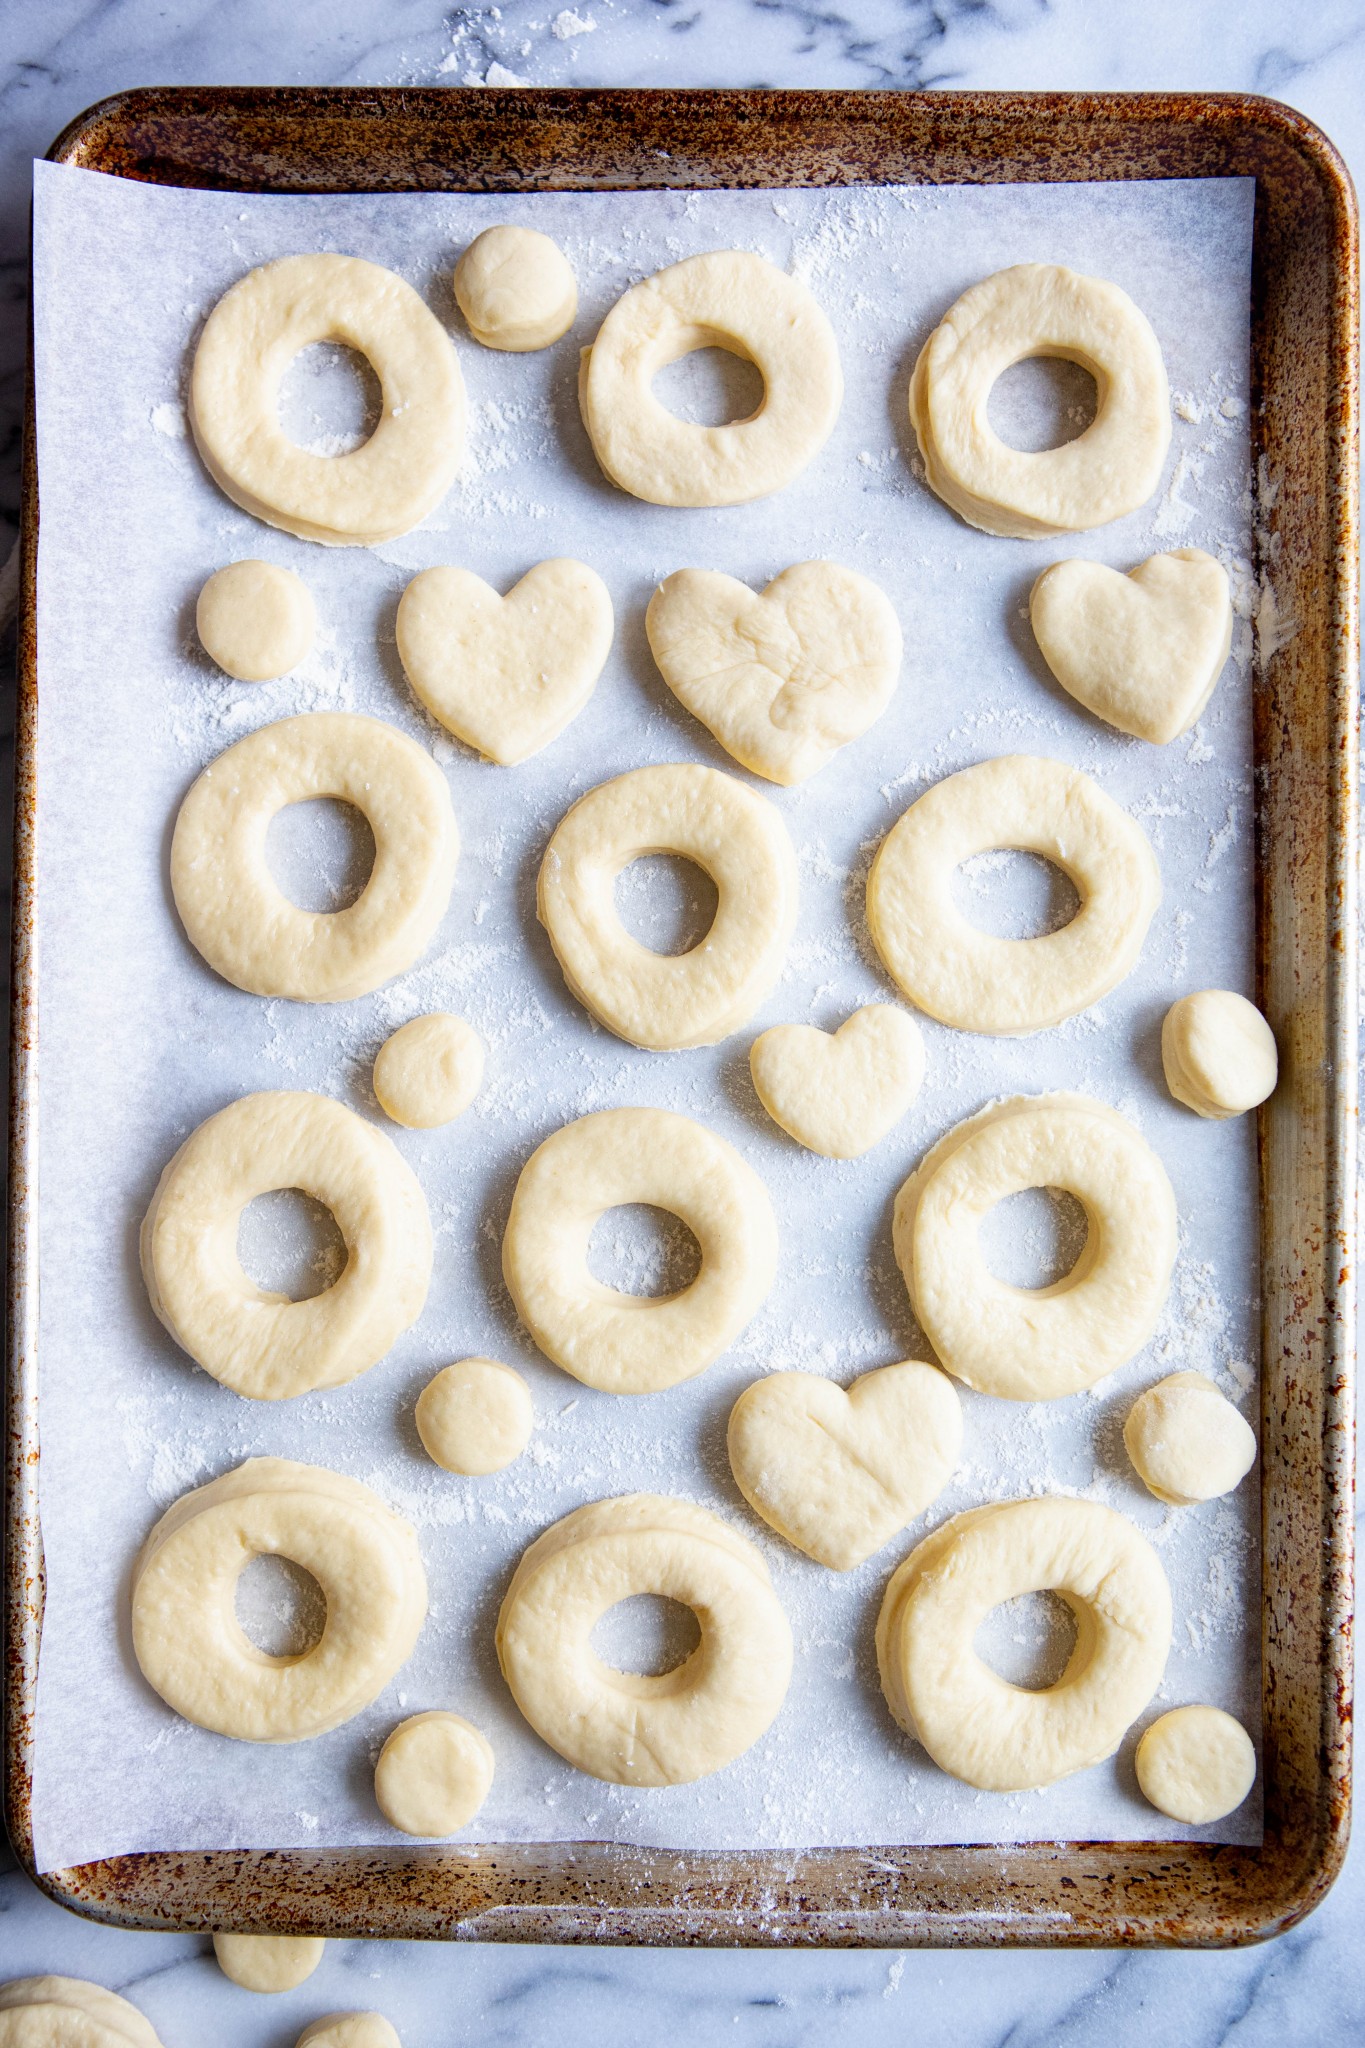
(454, 225, 577, 351)
(0, 1981, 163, 2048)
(374, 1710, 495, 1834)
(1162, 989, 1278, 1118)
(877, 1496, 1171, 1791)
(211, 1933, 326, 1993)
(1135, 1704, 1257, 1824)
(196, 560, 316, 682)
(141, 1089, 432, 1401)
(580, 250, 843, 508)
(373, 1012, 483, 1128)
(1123, 1371, 1257, 1505)
(497, 1494, 793, 1784)
(172, 712, 458, 1003)
(415, 1357, 533, 1474)
(538, 763, 798, 1050)
(191, 253, 466, 546)
(867, 754, 1161, 1035)
(894, 1093, 1177, 1401)
(133, 1458, 427, 1743)
(908, 262, 1171, 538)
(502, 1107, 777, 1394)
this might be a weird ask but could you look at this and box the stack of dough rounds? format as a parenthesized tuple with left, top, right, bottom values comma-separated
(1134, 1704, 1257, 1824)
(132, 1458, 426, 1742)
(893, 1093, 1177, 1400)
(0, 1979, 165, 2046)
(497, 1494, 793, 1784)
(211, 1933, 325, 1993)
(374, 1710, 495, 1835)
(454, 224, 577, 351)
(296, 2018, 401, 2048)
(191, 253, 466, 546)
(196, 560, 317, 682)
(373, 1012, 483, 1128)
(141, 1090, 432, 1401)
(1161, 989, 1278, 1118)
(1123, 1372, 1257, 1505)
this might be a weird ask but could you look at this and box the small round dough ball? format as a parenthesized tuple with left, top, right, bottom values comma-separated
(373, 1013, 483, 1129)
(374, 1709, 495, 1836)
(297, 2015, 401, 2048)
(1135, 1704, 1257, 1824)
(196, 561, 316, 682)
(454, 226, 577, 352)
(1123, 1371, 1257, 1505)
(1161, 989, 1278, 1118)
(415, 1357, 533, 1475)
(211, 1932, 325, 1993)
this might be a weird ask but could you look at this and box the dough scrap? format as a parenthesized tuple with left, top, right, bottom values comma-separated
(415, 1358, 533, 1475)
(646, 562, 902, 785)
(877, 1496, 1171, 1791)
(172, 712, 458, 1004)
(749, 1004, 924, 1158)
(727, 1361, 961, 1570)
(1161, 989, 1278, 1118)
(297, 2019, 401, 2048)
(1123, 1372, 1257, 1505)
(374, 1710, 495, 1835)
(580, 250, 842, 507)
(373, 1013, 483, 1128)
(0, 1980, 162, 2048)
(497, 1494, 793, 1784)
(1030, 548, 1233, 743)
(397, 560, 613, 764)
(908, 262, 1170, 538)
(503, 1107, 777, 1394)
(454, 224, 577, 351)
(867, 753, 1161, 1035)
(1135, 1705, 1257, 1825)
(191, 253, 465, 546)
(211, 1933, 325, 1993)
(894, 1093, 1177, 1401)
(196, 560, 316, 682)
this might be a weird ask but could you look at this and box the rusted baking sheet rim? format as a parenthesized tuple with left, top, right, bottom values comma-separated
(6, 88, 1357, 1948)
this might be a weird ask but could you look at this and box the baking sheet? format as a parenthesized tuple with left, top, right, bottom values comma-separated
(28, 159, 1259, 1875)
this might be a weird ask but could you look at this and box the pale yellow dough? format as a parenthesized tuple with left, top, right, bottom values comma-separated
(538, 763, 798, 1049)
(502, 1107, 777, 1394)
(1123, 1372, 1257, 1505)
(196, 560, 316, 681)
(497, 1495, 793, 1784)
(373, 1013, 483, 1128)
(454, 224, 577, 351)
(415, 1357, 533, 1474)
(141, 1090, 432, 1401)
(211, 1933, 326, 1993)
(374, 1710, 495, 1835)
(397, 560, 613, 764)
(191, 253, 465, 546)
(297, 2016, 401, 2048)
(727, 1361, 961, 1570)
(580, 250, 842, 507)
(1135, 1704, 1256, 1824)
(749, 1004, 925, 1158)
(1030, 548, 1233, 743)
(133, 1458, 426, 1743)
(172, 712, 459, 1003)
(1162, 989, 1278, 1118)
(894, 1093, 1177, 1401)
(0, 1980, 162, 2048)
(867, 754, 1161, 1035)
(646, 562, 902, 785)
(877, 1497, 1171, 1791)
(908, 262, 1170, 538)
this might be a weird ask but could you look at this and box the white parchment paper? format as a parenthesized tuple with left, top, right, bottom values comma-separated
(30, 159, 1259, 1874)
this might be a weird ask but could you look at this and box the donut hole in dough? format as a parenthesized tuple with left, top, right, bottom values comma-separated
(415, 1358, 533, 1476)
(374, 1013, 483, 1129)
(196, 561, 317, 683)
(277, 341, 383, 454)
(652, 344, 766, 428)
(613, 853, 719, 958)
(454, 225, 577, 352)
(266, 797, 376, 914)
(587, 1203, 704, 1299)
(233, 1552, 328, 1659)
(374, 1710, 494, 1835)
(1123, 1371, 1257, 1505)
(976, 1184, 1090, 1292)
(296, 2018, 401, 2048)
(986, 353, 1098, 452)
(1135, 1704, 1256, 1825)
(211, 1931, 326, 1993)
(952, 847, 1081, 941)
(1162, 988, 1278, 1118)
(236, 1185, 347, 1302)
(972, 1588, 1079, 1692)
(591, 1592, 703, 1675)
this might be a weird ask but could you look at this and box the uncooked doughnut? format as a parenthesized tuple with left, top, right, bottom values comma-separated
(212, 1933, 325, 1993)
(749, 1004, 925, 1159)
(909, 263, 1170, 537)
(538, 763, 798, 1050)
(497, 1494, 792, 1784)
(191, 253, 465, 546)
(172, 712, 458, 1003)
(454, 224, 577, 351)
(373, 1013, 483, 1128)
(196, 560, 316, 681)
(1162, 989, 1278, 1118)
(141, 1090, 432, 1401)
(1135, 1704, 1257, 1824)
(374, 1710, 495, 1835)
(502, 1107, 777, 1394)
(1123, 1372, 1257, 1505)
(0, 1980, 163, 2047)
(580, 250, 842, 507)
(415, 1358, 533, 1474)
(867, 754, 1161, 1035)
(894, 1093, 1177, 1401)
(877, 1496, 1171, 1791)
(297, 2017, 401, 2048)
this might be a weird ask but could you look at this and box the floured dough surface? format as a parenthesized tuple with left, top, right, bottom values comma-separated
(373, 1012, 483, 1128)
(297, 2018, 401, 2048)
(1135, 1704, 1257, 1824)
(374, 1710, 495, 1835)
(415, 1357, 533, 1475)
(1123, 1371, 1257, 1505)
(749, 1004, 924, 1158)
(211, 1933, 325, 1993)
(196, 560, 316, 681)
(1161, 988, 1278, 1118)
(454, 224, 577, 351)
(0, 1980, 163, 2048)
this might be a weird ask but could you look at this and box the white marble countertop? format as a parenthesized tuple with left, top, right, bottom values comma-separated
(0, 1, 1360, 2041)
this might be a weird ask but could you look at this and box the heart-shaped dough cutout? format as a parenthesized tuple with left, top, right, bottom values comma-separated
(1030, 547, 1232, 745)
(646, 561, 902, 785)
(397, 559, 613, 765)
(750, 1004, 924, 1158)
(728, 1361, 962, 1570)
